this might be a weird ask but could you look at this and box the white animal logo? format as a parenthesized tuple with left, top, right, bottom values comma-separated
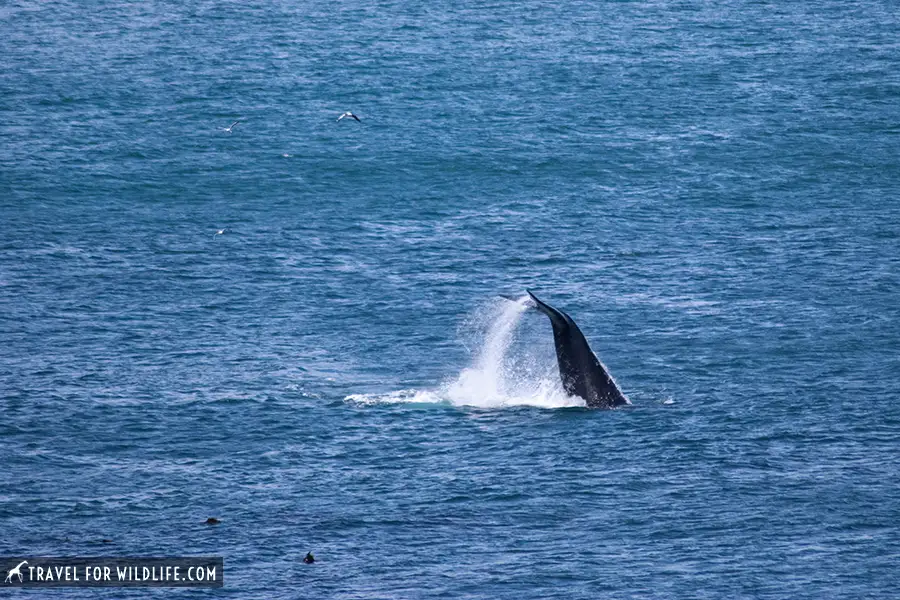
(4, 561, 27, 583)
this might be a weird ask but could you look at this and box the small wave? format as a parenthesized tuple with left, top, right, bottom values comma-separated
(345, 389, 444, 406)
(344, 381, 582, 410)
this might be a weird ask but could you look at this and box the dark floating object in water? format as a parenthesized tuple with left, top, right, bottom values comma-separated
(205, 517, 221, 525)
(303, 552, 315, 564)
(101, 539, 113, 544)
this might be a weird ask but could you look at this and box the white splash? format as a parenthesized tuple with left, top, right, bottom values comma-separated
(346, 297, 584, 409)
(446, 296, 528, 403)
(345, 389, 442, 406)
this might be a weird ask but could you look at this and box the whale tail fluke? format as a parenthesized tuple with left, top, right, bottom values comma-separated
(526, 290, 569, 329)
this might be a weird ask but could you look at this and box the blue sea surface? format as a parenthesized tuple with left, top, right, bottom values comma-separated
(2, 0, 899, 597)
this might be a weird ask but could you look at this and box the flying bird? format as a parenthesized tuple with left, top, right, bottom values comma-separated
(224, 121, 240, 133)
(337, 112, 361, 122)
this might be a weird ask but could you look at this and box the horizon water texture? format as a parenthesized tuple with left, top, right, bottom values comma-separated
(2, 0, 899, 598)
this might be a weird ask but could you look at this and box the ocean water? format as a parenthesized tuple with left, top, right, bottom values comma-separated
(1, 0, 899, 597)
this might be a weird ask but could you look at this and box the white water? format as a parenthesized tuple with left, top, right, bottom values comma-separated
(346, 297, 584, 409)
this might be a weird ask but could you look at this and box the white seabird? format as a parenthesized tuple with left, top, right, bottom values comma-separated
(337, 112, 361, 122)
(224, 121, 240, 133)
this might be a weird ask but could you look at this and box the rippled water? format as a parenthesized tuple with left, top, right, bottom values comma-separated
(2, 0, 899, 597)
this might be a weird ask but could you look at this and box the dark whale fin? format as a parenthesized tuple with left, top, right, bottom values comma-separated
(525, 289, 628, 409)
(526, 290, 569, 329)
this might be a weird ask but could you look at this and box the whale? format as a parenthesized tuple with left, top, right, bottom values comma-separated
(526, 290, 629, 409)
